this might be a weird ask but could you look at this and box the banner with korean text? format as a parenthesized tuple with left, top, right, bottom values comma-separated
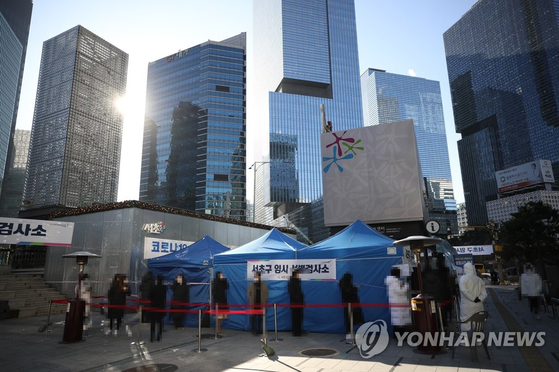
(247, 259, 336, 281)
(0, 217, 74, 246)
(144, 237, 194, 260)
(454, 245, 494, 256)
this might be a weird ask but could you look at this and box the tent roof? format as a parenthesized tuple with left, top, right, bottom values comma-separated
(148, 235, 229, 269)
(298, 220, 397, 259)
(213, 228, 307, 263)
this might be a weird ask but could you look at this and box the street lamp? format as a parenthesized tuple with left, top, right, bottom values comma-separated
(249, 161, 272, 223)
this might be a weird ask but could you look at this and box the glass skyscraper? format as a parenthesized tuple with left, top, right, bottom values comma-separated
(23, 26, 128, 210)
(252, 0, 363, 242)
(139, 34, 247, 220)
(444, 0, 559, 226)
(0, 129, 30, 216)
(361, 68, 457, 233)
(0, 0, 32, 199)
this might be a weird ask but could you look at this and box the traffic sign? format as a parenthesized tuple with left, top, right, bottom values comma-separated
(425, 220, 440, 234)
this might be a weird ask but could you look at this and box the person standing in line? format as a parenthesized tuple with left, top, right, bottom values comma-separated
(171, 274, 189, 329)
(247, 272, 268, 335)
(288, 269, 304, 336)
(139, 271, 154, 324)
(80, 274, 92, 330)
(213, 271, 229, 335)
(458, 262, 487, 331)
(521, 263, 543, 319)
(107, 274, 129, 335)
(150, 274, 166, 342)
(339, 272, 364, 339)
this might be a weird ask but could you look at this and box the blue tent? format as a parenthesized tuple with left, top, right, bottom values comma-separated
(147, 235, 230, 327)
(297, 220, 403, 334)
(213, 228, 307, 331)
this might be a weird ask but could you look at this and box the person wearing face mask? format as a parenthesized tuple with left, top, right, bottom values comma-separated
(458, 263, 488, 331)
(520, 263, 543, 319)
(247, 271, 268, 335)
(288, 269, 304, 336)
(213, 271, 229, 335)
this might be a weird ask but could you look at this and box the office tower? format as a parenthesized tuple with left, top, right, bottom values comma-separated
(444, 0, 559, 225)
(361, 68, 457, 233)
(0, 129, 30, 216)
(140, 33, 247, 220)
(23, 26, 128, 211)
(252, 0, 363, 242)
(0, 0, 32, 198)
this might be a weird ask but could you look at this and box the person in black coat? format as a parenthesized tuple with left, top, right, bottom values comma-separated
(171, 274, 189, 329)
(212, 271, 228, 335)
(288, 269, 304, 336)
(107, 274, 130, 335)
(150, 274, 167, 342)
(139, 271, 154, 323)
(339, 272, 364, 336)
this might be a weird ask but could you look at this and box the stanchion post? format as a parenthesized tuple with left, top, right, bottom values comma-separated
(347, 302, 356, 345)
(262, 306, 267, 345)
(214, 303, 219, 339)
(436, 302, 444, 333)
(45, 300, 53, 332)
(132, 304, 144, 345)
(271, 303, 283, 342)
(192, 309, 207, 353)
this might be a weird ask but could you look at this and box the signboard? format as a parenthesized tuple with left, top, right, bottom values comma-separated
(454, 245, 494, 256)
(247, 259, 336, 281)
(425, 220, 440, 234)
(454, 254, 474, 268)
(495, 159, 555, 193)
(321, 120, 426, 226)
(143, 237, 194, 259)
(0, 217, 74, 246)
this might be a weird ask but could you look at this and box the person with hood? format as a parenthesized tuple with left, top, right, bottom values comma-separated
(171, 274, 189, 329)
(458, 262, 488, 331)
(385, 266, 411, 334)
(107, 274, 130, 335)
(520, 263, 543, 319)
(149, 274, 167, 342)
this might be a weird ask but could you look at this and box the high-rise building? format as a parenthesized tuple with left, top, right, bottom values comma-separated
(361, 68, 457, 233)
(252, 0, 363, 242)
(0, 129, 30, 216)
(444, 0, 559, 226)
(140, 33, 247, 220)
(23, 26, 128, 211)
(0, 0, 32, 198)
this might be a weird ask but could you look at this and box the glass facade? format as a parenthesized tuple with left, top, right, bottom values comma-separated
(253, 0, 363, 242)
(23, 26, 128, 209)
(361, 69, 457, 233)
(444, 0, 559, 225)
(139, 34, 247, 221)
(0, 129, 29, 216)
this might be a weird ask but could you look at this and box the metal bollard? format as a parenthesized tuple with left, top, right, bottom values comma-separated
(347, 302, 356, 345)
(192, 309, 207, 353)
(270, 303, 283, 342)
(436, 302, 444, 333)
(214, 303, 220, 339)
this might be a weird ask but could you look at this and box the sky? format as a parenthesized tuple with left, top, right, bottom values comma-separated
(16, 0, 477, 204)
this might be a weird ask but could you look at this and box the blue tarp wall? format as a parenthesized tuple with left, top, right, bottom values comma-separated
(147, 235, 229, 327)
(213, 220, 403, 334)
(212, 228, 307, 332)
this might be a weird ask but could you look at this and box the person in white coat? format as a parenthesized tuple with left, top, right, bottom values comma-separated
(385, 266, 412, 334)
(459, 263, 488, 331)
(520, 263, 543, 319)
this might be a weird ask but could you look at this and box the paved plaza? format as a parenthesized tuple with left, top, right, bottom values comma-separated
(1, 286, 558, 372)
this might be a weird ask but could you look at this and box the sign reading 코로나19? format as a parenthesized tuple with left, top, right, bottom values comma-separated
(247, 259, 336, 281)
(0, 217, 74, 246)
(143, 237, 194, 260)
